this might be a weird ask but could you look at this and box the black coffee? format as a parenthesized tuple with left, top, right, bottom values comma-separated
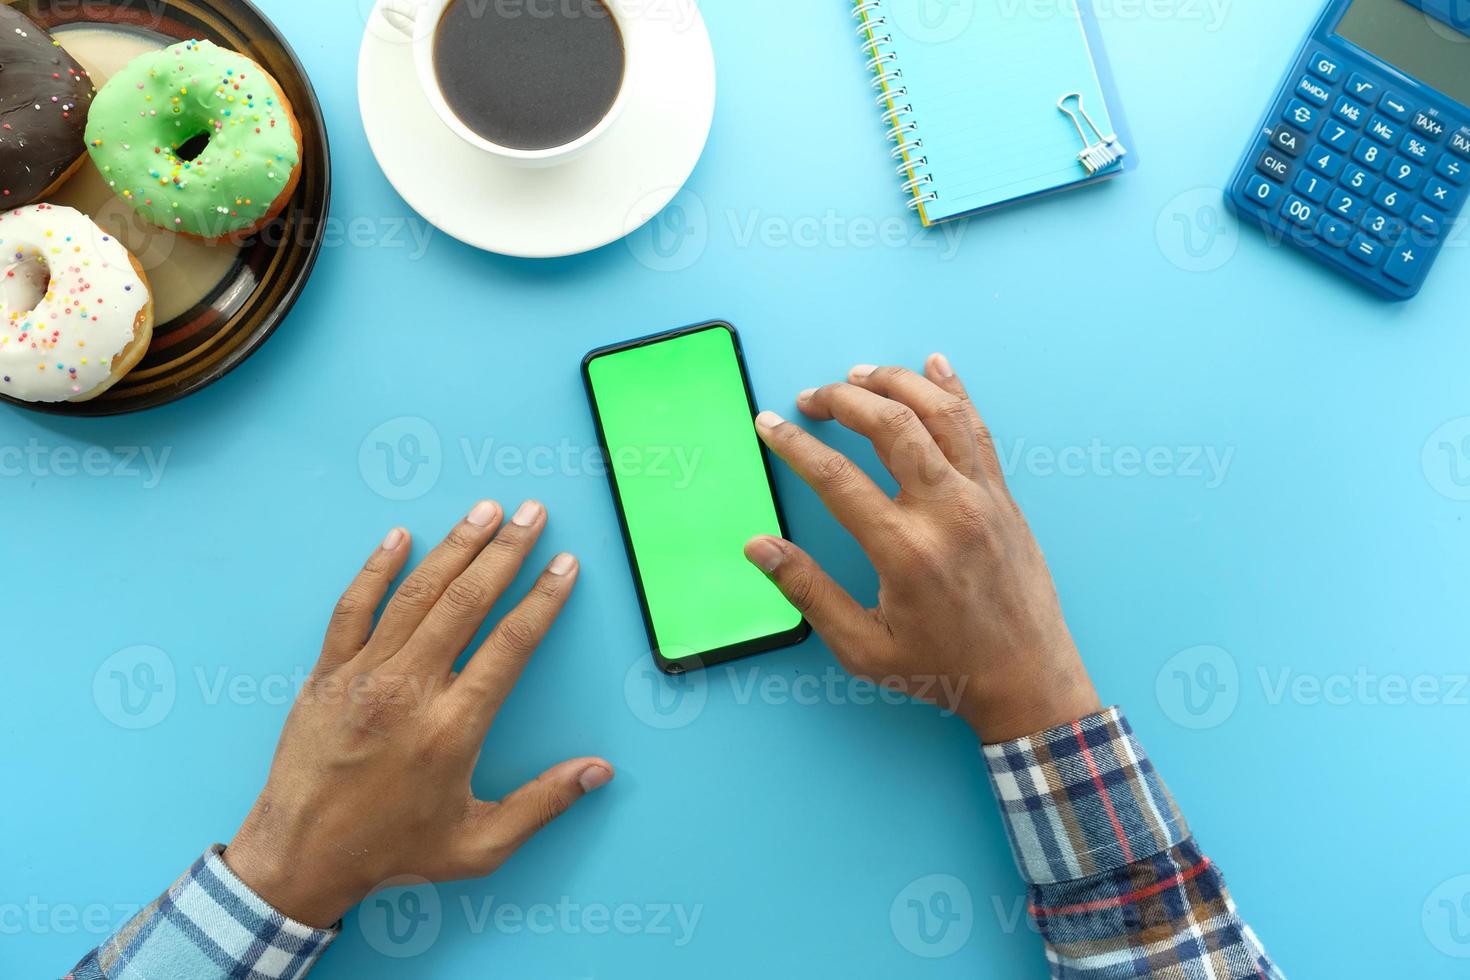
(434, 0, 626, 152)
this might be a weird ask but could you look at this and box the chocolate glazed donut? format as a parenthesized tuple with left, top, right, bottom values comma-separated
(0, 6, 94, 207)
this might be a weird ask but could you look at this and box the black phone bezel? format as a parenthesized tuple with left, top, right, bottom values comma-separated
(581, 320, 811, 675)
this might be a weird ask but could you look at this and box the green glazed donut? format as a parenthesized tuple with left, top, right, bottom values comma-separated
(85, 39, 302, 240)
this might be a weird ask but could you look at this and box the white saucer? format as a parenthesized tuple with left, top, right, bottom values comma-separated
(357, 0, 716, 258)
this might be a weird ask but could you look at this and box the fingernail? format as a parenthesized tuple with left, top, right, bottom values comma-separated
(466, 500, 499, 527)
(381, 528, 404, 551)
(512, 500, 543, 527)
(850, 364, 877, 379)
(755, 411, 784, 430)
(548, 553, 576, 576)
(579, 765, 613, 793)
(798, 388, 817, 402)
(745, 536, 786, 573)
(930, 353, 955, 378)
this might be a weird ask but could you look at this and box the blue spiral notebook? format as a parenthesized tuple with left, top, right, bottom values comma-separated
(853, 0, 1136, 226)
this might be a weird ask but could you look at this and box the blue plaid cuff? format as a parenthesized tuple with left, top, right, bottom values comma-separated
(74, 845, 337, 980)
(983, 707, 1190, 886)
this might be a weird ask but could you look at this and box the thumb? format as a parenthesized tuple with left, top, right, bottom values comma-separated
(473, 758, 614, 870)
(744, 536, 877, 662)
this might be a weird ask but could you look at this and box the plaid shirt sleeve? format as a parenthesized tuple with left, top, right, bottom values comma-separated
(64, 845, 337, 980)
(983, 707, 1284, 979)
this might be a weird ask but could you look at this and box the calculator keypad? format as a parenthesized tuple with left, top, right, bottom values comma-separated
(1234, 51, 1469, 298)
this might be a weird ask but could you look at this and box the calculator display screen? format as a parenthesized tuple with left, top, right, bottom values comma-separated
(1337, 0, 1470, 105)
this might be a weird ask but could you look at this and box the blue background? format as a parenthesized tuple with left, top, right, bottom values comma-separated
(5, 0, 1470, 976)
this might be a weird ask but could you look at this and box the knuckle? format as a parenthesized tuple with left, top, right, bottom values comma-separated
(445, 523, 485, 551)
(813, 451, 859, 490)
(332, 587, 371, 622)
(392, 571, 440, 609)
(932, 397, 973, 425)
(441, 576, 494, 615)
(781, 570, 819, 614)
(876, 403, 917, 435)
(495, 616, 541, 657)
(349, 673, 412, 733)
(536, 789, 572, 830)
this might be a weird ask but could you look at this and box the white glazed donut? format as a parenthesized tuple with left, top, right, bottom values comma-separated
(0, 203, 153, 403)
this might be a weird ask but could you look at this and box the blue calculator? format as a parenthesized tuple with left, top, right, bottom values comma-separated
(1227, 0, 1470, 299)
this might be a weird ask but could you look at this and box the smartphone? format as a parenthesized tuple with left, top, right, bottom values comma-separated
(583, 321, 810, 674)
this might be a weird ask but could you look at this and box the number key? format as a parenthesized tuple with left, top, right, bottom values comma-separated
(1341, 165, 1377, 195)
(1329, 188, 1363, 220)
(1281, 194, 1317, 228)
(1436, 155, 1466, 184)
(1307, 145, 1343, 178)
(1386, 156, 1423, 191)
(1242, 174, 1283, 210)
(1322, 121, 1355, 151)
(1354, 138, 1387, 171)
(1372, 182, 1409, 215)
(1293, 169, 1330, 203)
(1363, 207, 1406, 242)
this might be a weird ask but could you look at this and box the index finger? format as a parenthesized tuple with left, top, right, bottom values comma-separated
(754, 410, 906, 550)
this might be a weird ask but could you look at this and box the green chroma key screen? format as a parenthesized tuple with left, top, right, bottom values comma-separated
(584, 324, 804, 667)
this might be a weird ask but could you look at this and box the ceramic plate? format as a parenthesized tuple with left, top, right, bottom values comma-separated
(358, 0, 714, 258)
(3, 0, 330, 416)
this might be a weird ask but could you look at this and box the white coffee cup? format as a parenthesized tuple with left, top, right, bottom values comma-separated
(379, 0, 632, 168)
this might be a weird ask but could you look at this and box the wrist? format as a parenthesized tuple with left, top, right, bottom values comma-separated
(960, 654, 1102, 744)
(224, 800, 365, 928)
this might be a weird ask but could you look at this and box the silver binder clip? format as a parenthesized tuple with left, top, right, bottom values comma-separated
(1057, 92, 1127, 175)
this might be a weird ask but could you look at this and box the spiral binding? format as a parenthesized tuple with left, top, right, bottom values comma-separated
(852, 0, 936, 213)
